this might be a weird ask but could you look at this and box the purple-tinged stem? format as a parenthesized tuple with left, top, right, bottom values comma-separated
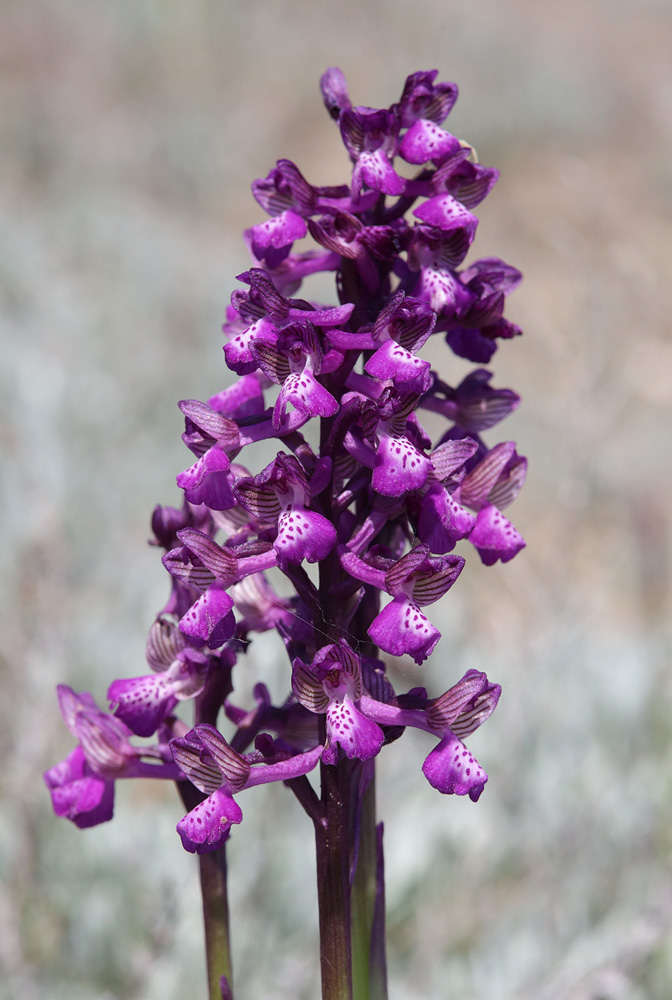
(199, 846, 233, 1000)
(315, 750, 354, 1000)
(351, 768, 387, 1000)
(194, 673, 235, 999)
(178, 780, 234, 1000)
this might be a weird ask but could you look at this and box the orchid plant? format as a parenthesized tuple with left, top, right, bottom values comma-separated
(45, 68, 526, 1000)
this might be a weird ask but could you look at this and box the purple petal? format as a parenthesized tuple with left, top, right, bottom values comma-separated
(413, 195, 478, 238)
(247, 210, 307, 263)
(44, 747, 115, 829)
(275, 508, 337, 564)
(223, 317, 277, 376)
(422, 733, 487, 800)
(445, 325, 498, 362)
(372, 435, 433, 497)
(368, 596, 440, 665)
(321, 67, 352, 120)
(416, 482, 476, 553)
(364, 341, 432, 394)
(107, 675, 178, 738)
(414, 268, 473, 317)
(208, 374, 265, 421)
(179, 586, 235, 649)
(353, 149, 404, 198)
(176, 449, 236, 511)
(176, 787, 243, 854)
(468, 504, 526, 565)
(273, 371, 339, 429)
(323, 696, 385, 764)
(399, 120, 460, 165)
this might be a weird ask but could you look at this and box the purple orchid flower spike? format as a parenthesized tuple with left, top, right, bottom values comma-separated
(292, 640, 385, 763)
(47, 67, 527, 1000)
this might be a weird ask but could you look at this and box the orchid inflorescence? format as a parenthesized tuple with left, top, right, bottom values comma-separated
(45, 67, 526, 998)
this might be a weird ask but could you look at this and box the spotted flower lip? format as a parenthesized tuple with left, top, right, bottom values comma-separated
(292, 641, 385, 764)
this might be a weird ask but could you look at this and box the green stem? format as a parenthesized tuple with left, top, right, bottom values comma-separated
(199, 846, 233, 1000)
(351, 768, 388, 1000)
(177, 781, 233, 1000)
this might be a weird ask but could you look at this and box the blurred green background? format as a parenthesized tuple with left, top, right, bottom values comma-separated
(2, 1, 672, 998)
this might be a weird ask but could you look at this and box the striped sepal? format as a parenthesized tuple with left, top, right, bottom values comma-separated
(177, 528, 238, 584)
(430, 437, 479, 480)
(459, 441, 516, 509)
(76, 715, 131, 778)
(195, 724, 251, 791)
(487, 457, 527, 511)
(361, 661, 395, 704)
(250, 341, 291, 385)
(332, 641, 361, 697)
(162, 548, 214, 593)
(451, 686, 501, 739)
(211, 505, 252, 535)
(425, 671, 488, 732)
(393, 304, 436, 352)
(457, 393, 518, 433)
(145, 616, 185, 673)
(170, 738, 223, 795)
(307, 216, 360, 258)
(436, 228, 472, 269)
(411, 555, 464, 606)
(291, 659, 329, 714)
(178, 399, 240, 449)
(245, 267, 290, 322)
(384, 544, 430, 595)
(234, 480, 282, 520)
(372, 290, 405, 338)
(449, 165, 499, 210)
